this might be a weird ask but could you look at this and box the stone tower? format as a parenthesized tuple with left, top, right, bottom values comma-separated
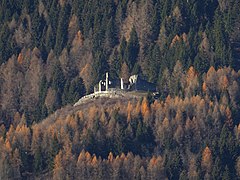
(121, 78, 124, 89)
(106, 72, 109, 91)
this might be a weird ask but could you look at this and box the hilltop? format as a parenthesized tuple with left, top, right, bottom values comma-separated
(40, 91, 142, 128)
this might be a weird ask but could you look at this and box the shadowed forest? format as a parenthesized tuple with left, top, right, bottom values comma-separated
(0, 0, 240, 179)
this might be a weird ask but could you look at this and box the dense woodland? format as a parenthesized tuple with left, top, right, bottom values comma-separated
(0, 0, 240, 179)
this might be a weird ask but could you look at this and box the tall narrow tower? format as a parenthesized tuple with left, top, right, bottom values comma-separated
(106, 72, 109, 91)
(121, 78, 124, 90)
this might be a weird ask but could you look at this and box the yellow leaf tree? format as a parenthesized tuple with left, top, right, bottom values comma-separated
(201, 146, 212, 173)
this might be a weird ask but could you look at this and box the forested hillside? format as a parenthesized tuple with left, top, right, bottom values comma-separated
(0, 0, 240, 179)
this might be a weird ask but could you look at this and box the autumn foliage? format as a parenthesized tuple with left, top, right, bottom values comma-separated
(0, 64, 239, 179)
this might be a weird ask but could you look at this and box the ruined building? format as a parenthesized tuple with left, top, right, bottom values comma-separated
(94, 73, 156, 93)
